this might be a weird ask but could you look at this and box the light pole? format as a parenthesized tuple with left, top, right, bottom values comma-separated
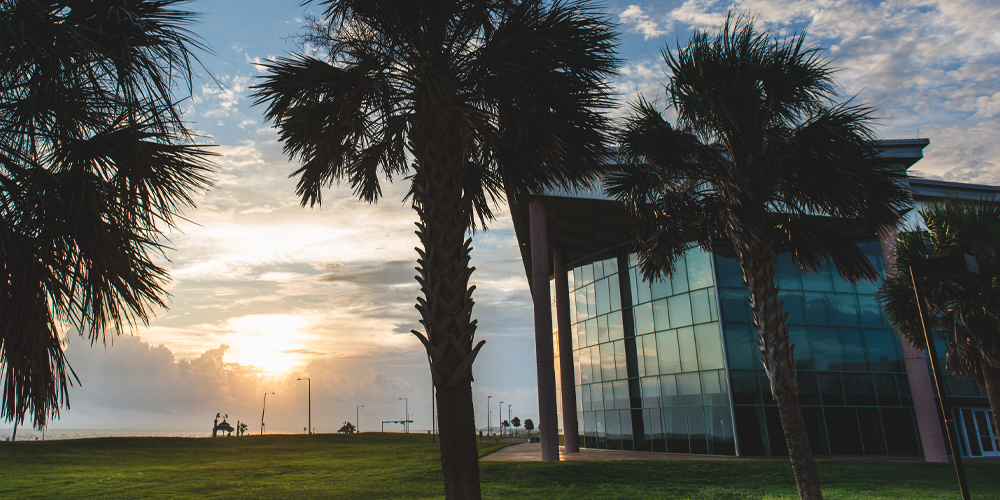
(487, 395, 492, 436)
(399, 397, 408, 433)
(508, 404, 512, 438)
(499, 401, 504, 437)
(260, 392, 275, 435)
(911, 253, 979, 500)
(297, 378, 311, 434)
(357, 405, 364, 433)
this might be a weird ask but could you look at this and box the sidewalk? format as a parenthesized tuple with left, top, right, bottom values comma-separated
(481, 443, 740, 461)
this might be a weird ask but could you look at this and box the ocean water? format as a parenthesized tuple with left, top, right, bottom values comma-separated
(0, 429, 305, 441)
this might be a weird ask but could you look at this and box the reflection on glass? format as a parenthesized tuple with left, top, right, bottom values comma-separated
(695, 323, 724, 370)
(586, 318, 598, 346)
(634, 268, 651, 304)
(634, 302, 654, 335)
(582, 264, 594, 285)
(613, 379, 630, 409)
(610, 274, 622, 311)
(579, 348, 592, 384)
(702, 370, 724, 405)
(788, 325, 813, 370)
(657, 330, 681, 374)
(614, 340, 628, 380)
(804, 292, 829, 324)
(677, 372, 702, 406)
(642, 334, 659, 375)
(608, 311, 624, 341)
(671, 259, 689, 294)
(653, 298, 670, 331)
(812, 327, 845, 371)
(669, 294, 694, 329)
(687, 248, 714, 290)
(865, 328, 901, 372)
(596, 278, 611, 316)
(691, 289, 712, 324)
(842, 328, 868, 371)
(828, 293, 859, 326)
(660, 374, 678, 407)
(597, 315, 609, 344)
(678, 326, 698, 372)
(641, 376, 660, 408)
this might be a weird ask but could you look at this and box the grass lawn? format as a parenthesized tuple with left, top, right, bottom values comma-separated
(0, 433, 997, 499)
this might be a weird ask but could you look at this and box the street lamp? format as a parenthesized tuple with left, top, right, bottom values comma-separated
(357, 405, 364, 433)
(910, 253, 979, 500)
(487, 395, 492, 436)
(499, 401, 503, 437)
(399, 397, 408, 433)
(508, 404, 512, 438)
(260, 392, 275, 435)
(297, 378, 311, 435)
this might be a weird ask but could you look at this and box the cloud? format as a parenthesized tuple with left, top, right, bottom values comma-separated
(620, 5, 667, 40)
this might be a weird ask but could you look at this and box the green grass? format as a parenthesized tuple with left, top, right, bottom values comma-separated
(1, 434, 998, 499)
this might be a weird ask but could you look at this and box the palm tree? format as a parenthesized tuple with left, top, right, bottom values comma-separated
(1, 1, 214, 431)
(251, 1, 618, 497)
(878, 199, 1000, 437)
(606, 13, 908, 500)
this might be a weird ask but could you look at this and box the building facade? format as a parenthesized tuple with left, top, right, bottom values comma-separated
(514, 138, 1000, 458)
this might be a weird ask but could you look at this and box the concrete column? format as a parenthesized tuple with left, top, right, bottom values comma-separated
(553, 246, 580, 452)
(878, 230, 948, 462)
(529, 198, 560, 461)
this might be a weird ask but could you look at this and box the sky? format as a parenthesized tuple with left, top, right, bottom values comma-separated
(18, 0, 1000, 435)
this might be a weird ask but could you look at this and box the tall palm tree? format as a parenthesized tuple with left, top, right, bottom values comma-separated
(1, 0, 214, 431)
(878, 200, 1000, 437)
(251, 1, 618, 497)
(607, 13, 908, 500)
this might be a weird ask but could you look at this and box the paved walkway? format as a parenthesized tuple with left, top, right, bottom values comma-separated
(481, 442, 740, 461)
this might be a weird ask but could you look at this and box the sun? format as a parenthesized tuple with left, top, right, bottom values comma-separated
(222, 314, 312, 374)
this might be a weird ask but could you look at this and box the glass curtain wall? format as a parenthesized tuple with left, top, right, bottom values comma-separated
(566, 247, 736, 454)
(718, 241, 923, 456)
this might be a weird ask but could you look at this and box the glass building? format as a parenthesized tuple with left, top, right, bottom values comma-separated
(514, 139, 1000, 458)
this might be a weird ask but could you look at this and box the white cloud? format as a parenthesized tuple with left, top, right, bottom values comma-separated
(620, 5, 667, 40)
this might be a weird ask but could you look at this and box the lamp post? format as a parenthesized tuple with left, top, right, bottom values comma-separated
(260, 392, 275, 435)
(910, 253, 979, 500)
(356, 405, 364, 433)
(487, 395, 492, 436)
(508, 404, 512, 438)
(499, 401, 504, 438)
(297, 378, 311, 435)
(399, 397, 408, 433)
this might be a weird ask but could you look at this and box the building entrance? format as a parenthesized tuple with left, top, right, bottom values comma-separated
(959, 408, 999, 457)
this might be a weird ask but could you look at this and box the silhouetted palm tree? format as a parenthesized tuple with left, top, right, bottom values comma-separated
(252, 1, 618, 497)
(878, 199, 1000, 435)
(607, 13, 908, 500)
(1, 0, 214, 430)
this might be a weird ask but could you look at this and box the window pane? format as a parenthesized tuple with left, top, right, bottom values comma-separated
(609, 274, 622, 311)
(590, 346, 602, 383)
(582, 264, 594, 285)
(573, 267, 582, 290)
(691, 289, 712, 324)
(635, 269, 652, 304)
(614, 340, 628, 380)
(780, 292, 806, 324)
(804, 292, 829, 324)
(719, 287, 749, 322)
(651, 274, 671, 300)
(605, 410, 621, 450)
(581, 382, 592, 410)
(829, 293, 860, 326)
(678, 326, 698, 372)
(603, 382, 615, 411)
(575, 289, 589, 322)
(801, 262, 834, 292)
(660, 374, 678, 407)
(813, 326, 846, 371)
(775, 252, 802, 290)
(596, 279, 611, 316)
(677, 372, 702, 406)
(669, 294, 694, 329)
(865, 328, 902, 372)
(695, 322, 725, 370)
(843, 327, 869, 371)
(713, 251, 743, 287)
(641, 376, 661, 408)
(687, 248, 714, 290)
(688, 407, 708, 454)
(613, 379, 630, 409)
(819, 372, 844, 406)
(642, 334, 659, 376)
(600, 342, 616, 381)
(605, 257, 619, 276)
(789, 325, 813, 370)
(730, 369, 758, 405)
(634, 302, 654, 335)
(724, 322, 755, 371)
(586, 318, 598, 346)
(597, 315, 609, 343)
(702, 370, 724, 405)
(656, 330, 681, 374)
(591, 383, 603, 410)
(579, 348, 591, 384)
(629, 267, 639, 305)
(594, 260, 605, 281)
(652, 298, 670, 331)
(859, 296, 884, 327)
(586, 283, 597, 317)
(672, 260, 689, 294)
(708, 287, 718, 321)
(797, 371, 821, 405)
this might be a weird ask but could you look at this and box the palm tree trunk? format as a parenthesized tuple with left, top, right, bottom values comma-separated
(409, 109, 485, 500)
(981, 362, 1000, 443)
(738, 240, 823, 500)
